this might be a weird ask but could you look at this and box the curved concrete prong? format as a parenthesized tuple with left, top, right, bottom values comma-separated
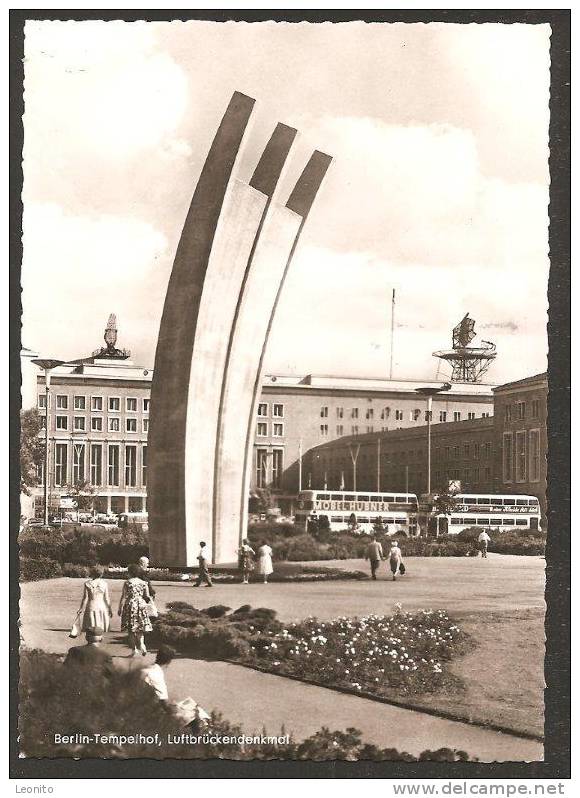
(149, 102, 303, 566)
(148, 92, 255, 566)
(214, 150, 333, 558)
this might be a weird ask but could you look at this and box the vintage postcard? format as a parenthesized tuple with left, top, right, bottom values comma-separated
(11, 10, 570, 782)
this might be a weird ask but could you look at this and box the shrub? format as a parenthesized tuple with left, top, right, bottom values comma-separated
(19, 528, 67, 562)
(19, 557, 62, 582)
(61, 562, 91, 578)
(153, 602, 284, 657)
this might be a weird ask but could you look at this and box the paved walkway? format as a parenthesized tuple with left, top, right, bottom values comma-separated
(19, 557, 544, 762)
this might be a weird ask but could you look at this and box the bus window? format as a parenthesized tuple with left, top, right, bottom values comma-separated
(395, 496, 407, 503)
(528, 499, 539, 506)
(515, 519, 528, 526)
(477, 519, 490, 525)
(450, 518, 463, 525)
(330, 494, 343, 501)
(465, 517, 477, 524)
(490, 498, 503, 506)
(530, 517, 539, 531)
(503, 497, 516, 506)
(502, 518, 515, 525)
(398, 518, 408, 525)
(516, 499, 528, 506)
(331, 516, 344, 523)
(477, 497, 490, 504)
(382, 495, 394, 503)
(357, 495, 370, 502)
(318, 494, 330, 501)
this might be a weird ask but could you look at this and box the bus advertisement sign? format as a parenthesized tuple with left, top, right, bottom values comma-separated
(313, 500, 413, 513)
(455, 504, 537, 514)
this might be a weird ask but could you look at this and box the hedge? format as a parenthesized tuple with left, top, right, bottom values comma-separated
(19, 648, 473, 760)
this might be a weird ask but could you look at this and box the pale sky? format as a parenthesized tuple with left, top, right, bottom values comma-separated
(21, 21, 551, 383)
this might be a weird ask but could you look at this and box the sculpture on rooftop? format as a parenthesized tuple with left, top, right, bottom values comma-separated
(92, 314, 131, 360)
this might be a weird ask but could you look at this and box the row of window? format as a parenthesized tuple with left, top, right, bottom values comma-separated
(255, 448, 283, 489)
(502, 429, 542, 483)
(319, 406, 488, 423)
(433, 467, 493, 484)
(39, 442, 148, 488)
(39, 395, 150, 413)
(317, 440, 494, 465)
(257, 403, 284, 418)
(47, 416, 149, 433)
(503, 399, 541, 423)
(318, 466, 493, 488)
(449, 517, 529, 527)
(256, 422, 284, 437)
(435, 441, 493, 461)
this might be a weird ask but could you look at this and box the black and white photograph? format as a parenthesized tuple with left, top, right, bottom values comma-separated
(11, 9, 570, 781)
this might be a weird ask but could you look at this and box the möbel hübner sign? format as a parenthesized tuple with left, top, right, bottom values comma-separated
(314, 500, 411, 513)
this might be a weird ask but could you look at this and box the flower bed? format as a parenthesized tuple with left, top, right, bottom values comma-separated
(23, 561, 368, 584)
(249, 607, 469, 696)
(154, 602, 469, 700)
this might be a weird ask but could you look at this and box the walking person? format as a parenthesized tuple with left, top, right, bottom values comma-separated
(76, 565, 113, 633)
(138, 556, 156, 601)
(238, 539, 256, 584)
(478, 530, 491, 558)
(256, 541, 274, 584)
(389, 540, 403, 582)
(193, 541, 213, 587)
(366, 536, 384, 580)
(118, 563, 152, 657)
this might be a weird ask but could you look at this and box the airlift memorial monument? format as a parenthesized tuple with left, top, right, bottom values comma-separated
(147, 92, 332, 566)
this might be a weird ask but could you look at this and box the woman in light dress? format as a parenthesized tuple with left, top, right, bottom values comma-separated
(238, 539, 256, 584)
(118, 563, 152, 657)
(389, 540, 403, 582)
(256, 541, 273, 584)
(77, 564, 113, 632)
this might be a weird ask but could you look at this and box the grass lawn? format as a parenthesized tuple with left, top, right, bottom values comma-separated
(386, 608, 545, 737)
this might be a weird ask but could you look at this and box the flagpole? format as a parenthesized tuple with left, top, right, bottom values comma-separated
(389, 288, 395, 380)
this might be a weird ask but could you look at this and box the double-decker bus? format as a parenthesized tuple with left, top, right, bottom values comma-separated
(429, 494, 542, 536)
(294, 490, 419, 536)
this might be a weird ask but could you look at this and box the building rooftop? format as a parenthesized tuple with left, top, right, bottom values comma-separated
(310, 415, 495, 452)
(262, 373, 495, 396)
(493, 372, 547, 393)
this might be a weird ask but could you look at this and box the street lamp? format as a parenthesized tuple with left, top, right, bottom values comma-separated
(414, 383, 451, 496)
(32, 358, 65, 527)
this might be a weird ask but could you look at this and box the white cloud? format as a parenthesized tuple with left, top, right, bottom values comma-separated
(22, 203, 169, 361)
(265, 242, 548, 384)
(24, 21, 189, 165)
(294, 115, 549, 270)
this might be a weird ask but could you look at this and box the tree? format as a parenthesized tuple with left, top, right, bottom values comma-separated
(433, 491, 458, 516)
(20, 408, 44, 495)
(64, 480, 96, 519)
(250, 487, 276, 514)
